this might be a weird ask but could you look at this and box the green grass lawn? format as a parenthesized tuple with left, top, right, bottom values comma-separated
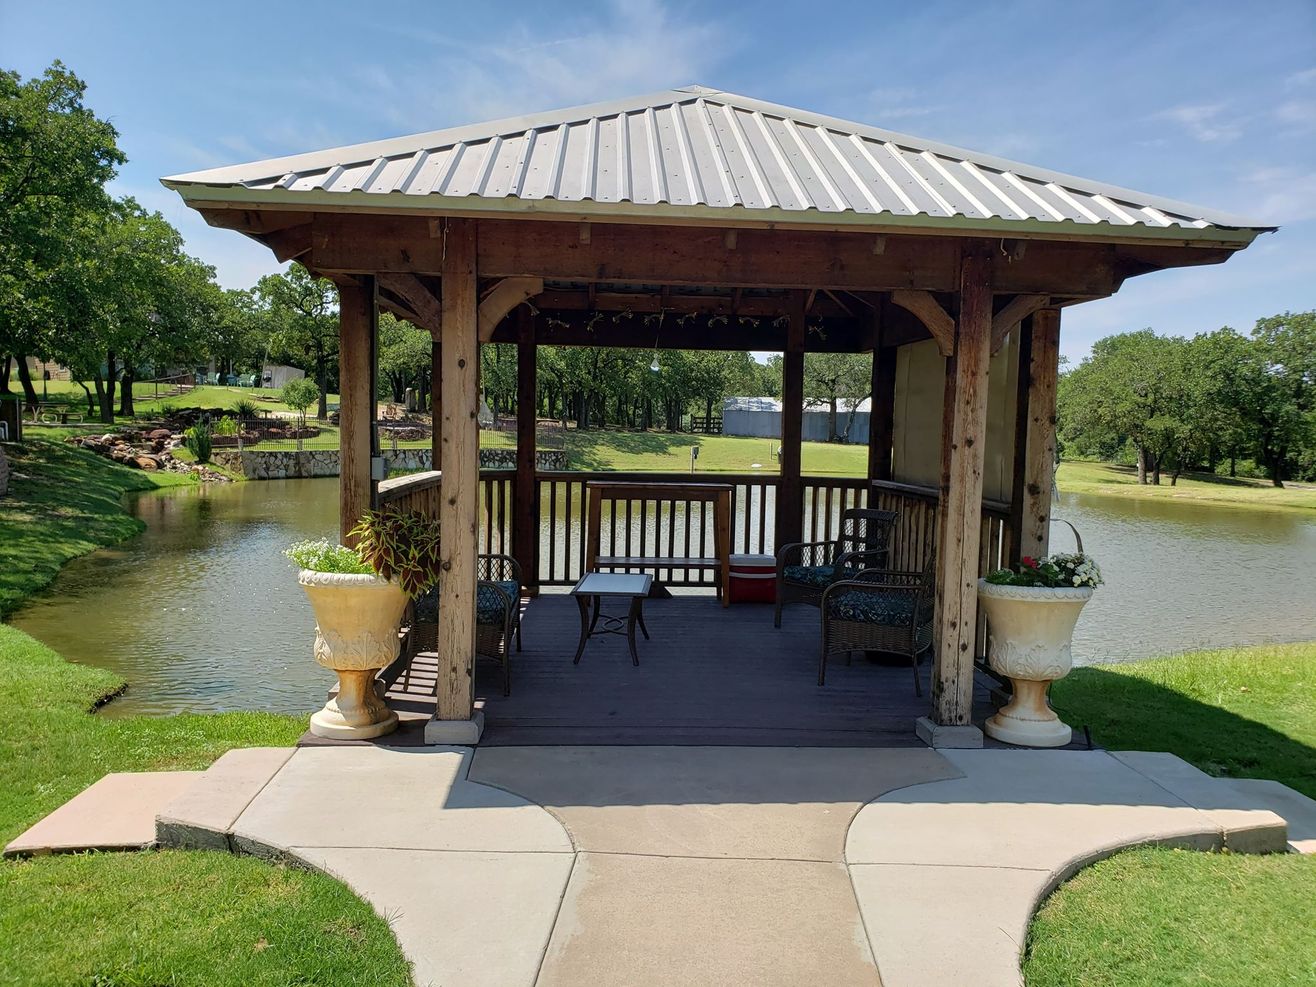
(0, 440, 411, 984)
(27, 381, 343, 417)
(0, 440, 194, 617)
(1057, 459, 1316, 513)
(1053, 642, 1316, 798)
(1024, 847, 1316, 987)
(1024, 643, 1316, 986)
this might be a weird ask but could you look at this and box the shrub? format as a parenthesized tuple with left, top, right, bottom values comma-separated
(212, 416, 239, 436)
(233, 398, 259, 420)
(184, 420, 213, 463)
(348, 509, 443, 598)
(283, 539, 375, 575)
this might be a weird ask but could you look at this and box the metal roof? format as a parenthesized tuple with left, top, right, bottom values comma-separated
(163, 85, 1272, 242)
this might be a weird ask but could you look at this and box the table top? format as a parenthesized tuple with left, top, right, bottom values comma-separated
(571, 572, 654, 597)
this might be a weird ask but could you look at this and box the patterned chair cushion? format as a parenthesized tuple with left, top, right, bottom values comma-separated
(782, 564, 835, 588)
(827, 590, 917, 625)
(416, 581, 519, 625)
(476, 581, 520, 625)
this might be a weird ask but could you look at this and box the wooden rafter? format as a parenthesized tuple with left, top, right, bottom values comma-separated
(990, 294, 1050, 354)
(378, 273, 442, 335)
(262, 224, 312, 263)
(477, 277, 543, 342)
(890, 289, 955, 356)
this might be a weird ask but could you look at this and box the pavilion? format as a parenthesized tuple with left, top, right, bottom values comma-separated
(162, 85, 1272, 745)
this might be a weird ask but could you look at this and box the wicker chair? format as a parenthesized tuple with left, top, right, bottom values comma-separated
(773, 508, 899, 627)
(818, 552, 936, 694)
(407, 554, 523, 696)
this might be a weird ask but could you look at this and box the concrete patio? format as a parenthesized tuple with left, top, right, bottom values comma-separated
(8, 742, 1313, 987)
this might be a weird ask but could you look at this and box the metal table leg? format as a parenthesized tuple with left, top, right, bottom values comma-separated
(572, 593, 592, 664)
(626, 596, 642, 666)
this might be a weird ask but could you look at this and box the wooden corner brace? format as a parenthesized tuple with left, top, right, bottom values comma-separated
(478, 277, 544, 342)
(991, 295, 1051, 354)
(890, 289, 954, 356)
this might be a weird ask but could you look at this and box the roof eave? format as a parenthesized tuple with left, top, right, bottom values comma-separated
(162, 181, 1268, 249)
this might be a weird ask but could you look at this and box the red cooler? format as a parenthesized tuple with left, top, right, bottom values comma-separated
(728, 553, 776, 603)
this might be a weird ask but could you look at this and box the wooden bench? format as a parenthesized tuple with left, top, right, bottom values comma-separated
(585, 480, 732, 608)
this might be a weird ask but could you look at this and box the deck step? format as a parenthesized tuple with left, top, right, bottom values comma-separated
(4, 771, 202, 858)
(156, 747, 296, 850)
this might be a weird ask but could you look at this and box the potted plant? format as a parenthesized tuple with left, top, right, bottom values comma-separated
(285, 510, 442, 739)
(978, 541, 1102, 747)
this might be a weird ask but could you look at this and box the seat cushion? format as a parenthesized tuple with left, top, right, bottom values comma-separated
(475, 581, 520, 625)
(827, 590, 916, 625)
(783, 564, 835, 588)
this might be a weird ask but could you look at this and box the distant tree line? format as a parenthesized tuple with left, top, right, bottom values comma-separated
(1058, 313, 1315, 487)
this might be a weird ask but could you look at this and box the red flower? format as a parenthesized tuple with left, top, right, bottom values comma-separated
(1021, 556, 1038, 568)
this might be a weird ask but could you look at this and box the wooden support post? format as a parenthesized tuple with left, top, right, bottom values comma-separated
(514, 305, 539, 593)
(1020, 309, 1061, 560)
(929, 241, 993, 736)
(1008, 316, 1035, 566)
(775, 290, 806, 549)
(433, 219, 480, 733)
(338, 277, 377, 544)
(429, 331, 442, 471)
(868, 305, 896, 483)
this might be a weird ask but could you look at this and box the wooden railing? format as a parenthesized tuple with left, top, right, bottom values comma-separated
(399, 470, 1014, 599)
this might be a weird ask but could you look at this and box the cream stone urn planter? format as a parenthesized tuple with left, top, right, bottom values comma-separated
(298, 570, 409, 740)
(977, 579, 1094, 748)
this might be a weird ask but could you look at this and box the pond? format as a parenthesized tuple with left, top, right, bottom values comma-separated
(10, 477, 1316, 716)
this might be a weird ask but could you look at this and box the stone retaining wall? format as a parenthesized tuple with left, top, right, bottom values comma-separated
(211, 447, 567, 480)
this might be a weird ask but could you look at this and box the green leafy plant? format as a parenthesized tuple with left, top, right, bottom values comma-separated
(184, 419, 213, 463)
(348, 509, 443, 598)
(279, 378, 320, 428)
(212, 415, 239, 436)
(283, 539, 375, 575)
(233, 397, 259, 419)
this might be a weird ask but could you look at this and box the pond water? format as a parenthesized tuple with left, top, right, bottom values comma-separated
(10, 477, 1316, 716)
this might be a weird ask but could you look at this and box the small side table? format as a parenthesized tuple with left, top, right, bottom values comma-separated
(569, 572, 652, 666)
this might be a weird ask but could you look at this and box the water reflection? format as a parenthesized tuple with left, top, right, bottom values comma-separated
(10, 478, 1316, 715)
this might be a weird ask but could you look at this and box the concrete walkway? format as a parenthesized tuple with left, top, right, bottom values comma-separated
(6, 744, 1311, 987)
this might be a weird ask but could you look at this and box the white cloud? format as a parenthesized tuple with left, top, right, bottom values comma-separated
(1286, 67, 1316, 88)
(1238, 166, 1316, 223)
(1274, 98, 1316, 135)
(1155, 103, 1243, 142)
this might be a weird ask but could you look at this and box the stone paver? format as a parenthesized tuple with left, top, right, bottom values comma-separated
(231, 745, 572, 856)
(538, 851, 878, 987)
(294, 846, 574, 987)
(844, 749, 1289, 987)
(5, 771, 200, 857)
(849, 862, 1040, 987)
(471, 745, 956, 860)
(156, 747, 294, 850)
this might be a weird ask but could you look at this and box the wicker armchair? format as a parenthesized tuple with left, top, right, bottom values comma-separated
(407, 554, 523, 696)
(818, 553, 936, 694)
(773, 508, 899, 627)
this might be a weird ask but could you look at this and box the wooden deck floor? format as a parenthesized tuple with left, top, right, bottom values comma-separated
(383, 593, 997, 747)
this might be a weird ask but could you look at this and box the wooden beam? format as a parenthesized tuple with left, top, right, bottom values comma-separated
(514, 306, 539, 592)
(991, 294, 1050, 354)
(262, 224, 312, 263)
(891, 289, 955, 356)
(932, 241, 994, 727)
(487, 311, 871, 352)
(309, 215, 1120, 296)
(529, 287, 851, 318)
(477, 276, 543, 342)
(868, 306, 896, 482)
(429, 331, 442, 471)
(436, 219, 479, 723)
(200, 208, 309, 234)
(775, 291, 806, 549)
(338, 278, 377, 544)
(378, 273, 442, 334)
(1020, 309, 1061, 560)
(1008, 316, 1034, 567)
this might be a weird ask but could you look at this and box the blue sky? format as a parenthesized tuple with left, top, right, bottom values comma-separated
(3, 0, 1313, 361)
